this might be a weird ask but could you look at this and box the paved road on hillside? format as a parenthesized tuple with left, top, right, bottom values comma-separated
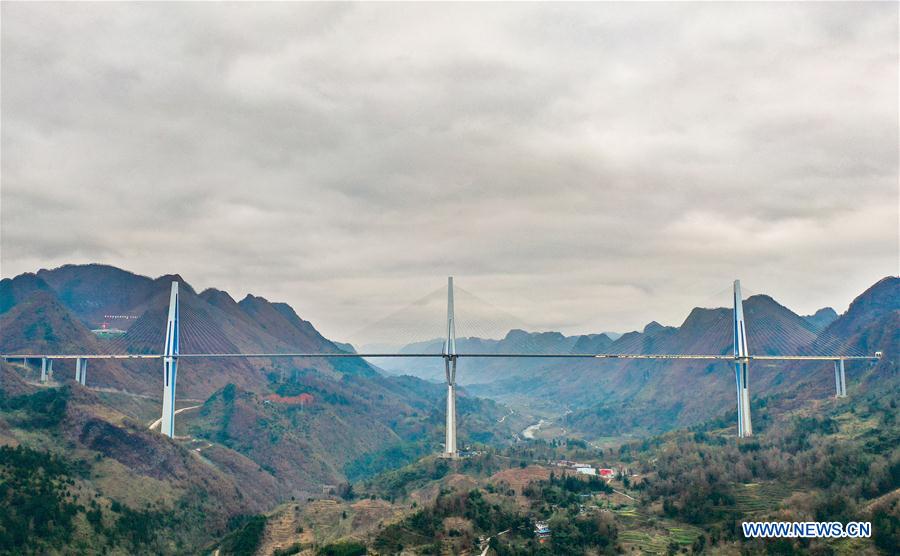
(147, 405, 202, 430)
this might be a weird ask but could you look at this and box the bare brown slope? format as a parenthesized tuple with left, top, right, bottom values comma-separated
(0, 363, 283, 551)
(0, 290, 102, 355)
(1, 266, 381, 398)
(36, 264, 157, 328)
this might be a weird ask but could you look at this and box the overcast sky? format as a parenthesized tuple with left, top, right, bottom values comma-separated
(2, 2, 897, 342)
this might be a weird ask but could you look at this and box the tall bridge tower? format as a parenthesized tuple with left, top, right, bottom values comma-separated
(443, 276, 458, 458)
(733, 280, 752, 437)
(161, 282, 180, 438)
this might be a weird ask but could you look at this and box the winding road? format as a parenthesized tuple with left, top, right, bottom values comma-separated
(147, 405, 202, 431)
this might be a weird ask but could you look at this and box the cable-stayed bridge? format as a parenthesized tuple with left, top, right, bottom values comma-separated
(1, 278, 881, 455)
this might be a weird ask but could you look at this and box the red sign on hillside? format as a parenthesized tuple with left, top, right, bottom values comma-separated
(265, 393, 314, 405)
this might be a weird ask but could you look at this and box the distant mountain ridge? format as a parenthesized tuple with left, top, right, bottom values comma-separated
(380, 277, 898, 436)
(803, 307, 839, 330)
(380, 329, 617, 383)
(383, 292, 835, 386)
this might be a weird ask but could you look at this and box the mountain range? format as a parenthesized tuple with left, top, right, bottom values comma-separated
(3, 265, 896, 443)
(385, 277, 898, 436)
(0, 264, 897, 553)
(0, 264, 521, 497)
(541, 281, 894, 434)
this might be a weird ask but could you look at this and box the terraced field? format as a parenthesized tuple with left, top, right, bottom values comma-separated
(613, 506, 651, 525)
(666, 525, 702, 545)
(833, 412, 880, 439)
(618, 531, 669, 554)
(732, 482, 793, 514)
(614, 508, 702, 553)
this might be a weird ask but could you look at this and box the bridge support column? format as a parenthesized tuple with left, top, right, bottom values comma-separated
(834, 360, 847, 398)
(74, 357, 86, 384)
(41, 358, 48, 383)
(442, 277, 458, 458)
(74, 358, 87, 385)
(160, 282, 180, 438)
(48, 359, 53, 381)
(839, 360, 847, 397)
(445, 356, 457, 457)
(733, 280, 752, 438)
(735, 361, 751, 436)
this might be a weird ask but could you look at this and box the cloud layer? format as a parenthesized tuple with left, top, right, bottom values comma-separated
(2, 2, 897, 341)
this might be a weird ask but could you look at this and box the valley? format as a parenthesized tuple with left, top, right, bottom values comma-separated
(1, 265, 897, 555)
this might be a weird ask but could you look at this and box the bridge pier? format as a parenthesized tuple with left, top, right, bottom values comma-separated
(41, 358, 48, 383)
(442, 277, 458, 458)
(160, 282, 180, 438)
(733, 280, 752, 438)
(74, 358, 87, 385)
(735, 361, 752, 436)
(833, 360, 847, 398)
(445, 356, 457, 457)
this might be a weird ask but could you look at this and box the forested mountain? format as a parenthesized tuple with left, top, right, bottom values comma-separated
(235, 379, 900, 556)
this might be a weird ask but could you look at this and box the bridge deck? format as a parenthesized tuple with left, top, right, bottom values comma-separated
(1, 353, 880, 361)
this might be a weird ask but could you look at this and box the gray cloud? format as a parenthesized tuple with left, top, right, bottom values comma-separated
(2, 2, 897, 341)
